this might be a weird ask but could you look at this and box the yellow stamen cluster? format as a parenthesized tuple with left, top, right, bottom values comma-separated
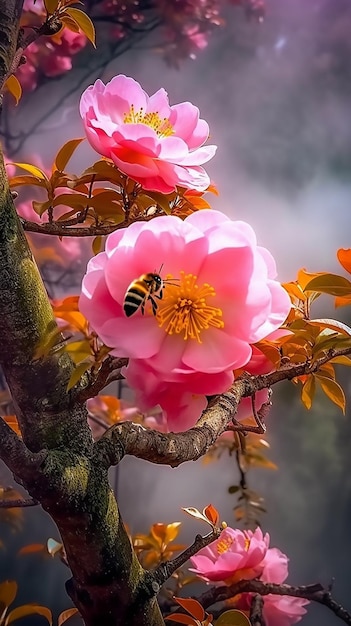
(157, 272, 224, 343)
(123, 104, 174, 137)
(216, 536, 234, 555)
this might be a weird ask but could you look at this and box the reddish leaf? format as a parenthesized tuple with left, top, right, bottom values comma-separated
(174, 597, 205, 621)
(203, 504, 219, 527)
(166, 615, 199, 626)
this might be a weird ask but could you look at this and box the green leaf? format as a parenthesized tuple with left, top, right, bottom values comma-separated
(64, 8, 96, 47)
(228, 485, 240, 494)
(67, 360, 92, 391)
(304, 274, 351, 296)
(215, 610, 251, 626)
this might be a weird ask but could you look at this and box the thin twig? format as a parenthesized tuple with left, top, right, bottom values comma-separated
(152, 528, 222, 589)
(250, 594, 266, 626)
(0, 497, 38, 508)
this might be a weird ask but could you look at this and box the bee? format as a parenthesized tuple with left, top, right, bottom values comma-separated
(123, 270, 165, 317)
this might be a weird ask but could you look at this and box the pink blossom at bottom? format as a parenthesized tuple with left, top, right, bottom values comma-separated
(237, 593, 309, 626)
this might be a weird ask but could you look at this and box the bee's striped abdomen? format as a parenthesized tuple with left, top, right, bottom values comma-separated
(124, 284, 149, 317)
(123, 273, 164, 317)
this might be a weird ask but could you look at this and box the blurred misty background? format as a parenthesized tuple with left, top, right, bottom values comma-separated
(1, 0, 351, 624)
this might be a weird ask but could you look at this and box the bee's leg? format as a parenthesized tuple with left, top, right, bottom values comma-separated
(141, 300, 145, 315)
(155, 290, 163, 300)
(150, 297, 158, 316)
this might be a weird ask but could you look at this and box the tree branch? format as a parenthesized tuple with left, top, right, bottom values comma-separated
(152, 529, 222, 589)
(0, 496, 38, 507)
(199, 580, 351, 626)
(0, 416, 46, 481)
(250, 594, 266, 626)
(94, 347, 351, 468)
(77, 357, 128, 403)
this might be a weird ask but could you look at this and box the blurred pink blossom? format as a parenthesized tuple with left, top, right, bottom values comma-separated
(189, 526, 270, 584)
(80, 74, 217, 193)
(79, 210, 290, 429)
(18, 5, 87, 91)
(17, 200, 82, 263)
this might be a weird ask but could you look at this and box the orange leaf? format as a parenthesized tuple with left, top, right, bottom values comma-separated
(11, 163, 48, 180)
(166, 615, 199, 626)
(175, 597, 205, 621)
(203, 504, 219, 527)
(9, 175, 48, 189)
(53, 138, 85, 173)
(58, 608, 79, 625)
(4, 75, 22, 105)
(297, 268, 326, 290)
(301, 375, 315, 410)
(337, 248, 351, 275)
(44, 0, 59, 13)
(18, 543, 46, 555)
(92, 236, 104, 255)
(6, 604, 52, 625)
(2, 416, 21, 436)
(316, 375, 346, 414)
(0, 581, 17, 610)
(335, 294, 351, 308)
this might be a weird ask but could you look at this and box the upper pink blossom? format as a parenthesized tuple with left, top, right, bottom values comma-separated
(79, 210, 290, 428)
(189, 526, 270, 584)
(79, 74, 217, 193)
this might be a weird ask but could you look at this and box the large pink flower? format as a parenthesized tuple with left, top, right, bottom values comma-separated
(79, 74, 217, 193)
(189, 527, 270, 584)
(80, 210, 290, 427)
(80, 211, 290, 365)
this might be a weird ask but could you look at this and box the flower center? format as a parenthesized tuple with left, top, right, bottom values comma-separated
(216, 537, 233, 555)
(123, 104, 174, 137)
(156, 272, 224, 343)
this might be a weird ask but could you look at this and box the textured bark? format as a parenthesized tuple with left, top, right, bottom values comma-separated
(0, 0, 23, 90)
(0, 120, 164, 626)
